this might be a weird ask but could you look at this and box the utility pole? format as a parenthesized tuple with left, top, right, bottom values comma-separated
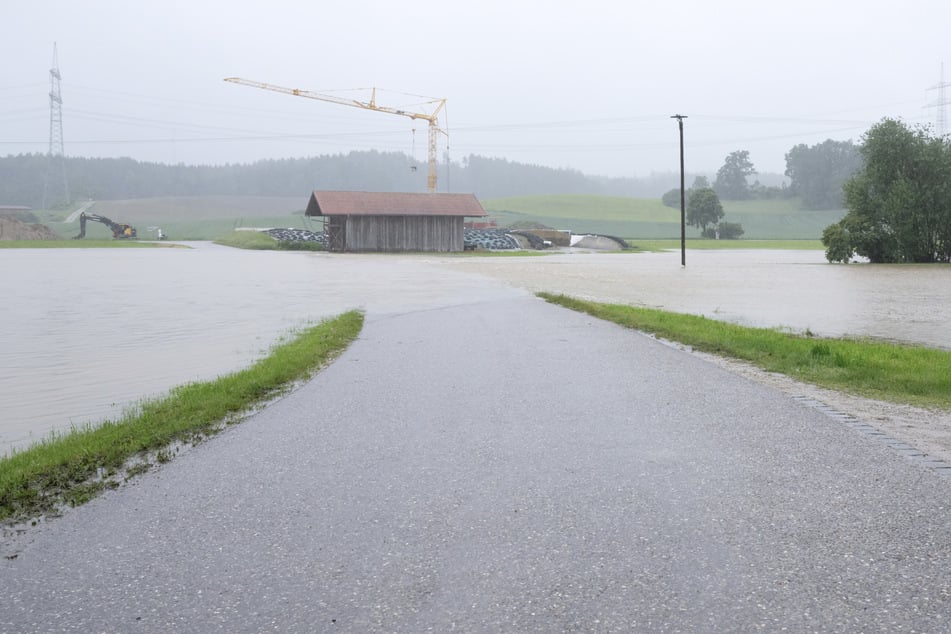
(42, 43, 69, 210)
(671, 114, 687, 267)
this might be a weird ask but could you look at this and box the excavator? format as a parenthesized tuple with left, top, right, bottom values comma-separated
(74, 212, 137, 239)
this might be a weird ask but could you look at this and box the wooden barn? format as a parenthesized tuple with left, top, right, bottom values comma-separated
(305, 191, 487, 253)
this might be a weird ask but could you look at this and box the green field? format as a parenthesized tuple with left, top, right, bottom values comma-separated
(23, 193, 845, 243)
(34, 196, 320, 242)
(483, 194, 845, 240)
(632, 239, 823, 251)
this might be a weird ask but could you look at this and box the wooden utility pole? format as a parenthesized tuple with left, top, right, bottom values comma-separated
(671, 114, 688, 267)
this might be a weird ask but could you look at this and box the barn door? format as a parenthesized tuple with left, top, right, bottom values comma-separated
(328, 216, 346, 252)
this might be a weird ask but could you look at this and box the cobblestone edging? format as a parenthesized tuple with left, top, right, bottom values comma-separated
(792, 395, 951, 478)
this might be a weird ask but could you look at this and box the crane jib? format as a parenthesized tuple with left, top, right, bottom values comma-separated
(224, 77, 447, 192)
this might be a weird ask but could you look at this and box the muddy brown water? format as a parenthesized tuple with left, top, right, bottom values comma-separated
(2, 244, 949, 456)
(439, 249, 951, 348)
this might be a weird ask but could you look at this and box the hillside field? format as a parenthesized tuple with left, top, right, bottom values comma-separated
(483, 194, 845, 240)
(36, 194, 844, 241)
(43, 196, 317, 241)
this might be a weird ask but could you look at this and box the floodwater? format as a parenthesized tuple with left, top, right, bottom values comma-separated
(2, 244, 950, 456)
(0, 243, 521, 455)
(440, 249, 951, 349)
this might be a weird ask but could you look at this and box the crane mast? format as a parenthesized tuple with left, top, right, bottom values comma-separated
(224, 77, 447, 192)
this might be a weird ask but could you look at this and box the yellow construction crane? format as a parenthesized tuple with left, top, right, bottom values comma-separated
(224, 77, 447, 193)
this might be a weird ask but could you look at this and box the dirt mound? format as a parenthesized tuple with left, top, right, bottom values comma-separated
(571, 234, 629, 250)
(520, 229, 571, 246)
(0, 217, 63, 241)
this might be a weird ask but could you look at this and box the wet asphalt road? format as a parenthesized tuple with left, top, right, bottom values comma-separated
(3, 295, 951, 632)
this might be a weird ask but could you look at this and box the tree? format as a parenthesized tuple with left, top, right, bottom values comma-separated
(714, 150, 756, 199)
(661, 188, 681, 208)
(821, 118, 951, 263)
(686, 187, 724, 233)
(662, 176, 709, 208)
(785, 139, 862, 210)
(691, 175, 710, 189)
(748, 180, 785, 200)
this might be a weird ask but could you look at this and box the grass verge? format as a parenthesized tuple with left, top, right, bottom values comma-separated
(630, 239, 824, 252)
(539, 293, 951, 410)
(0, 240, 182, 249)
(214, 231, 324, 251)
(0, 311, 364, 524)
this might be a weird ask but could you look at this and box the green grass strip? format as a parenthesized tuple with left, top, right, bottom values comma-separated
(539, 293, 951, 410)
(630, 239, 824, 252)
(0, 311, 364, 523)
(0, 240, 181, 249)
(214, 230, 325, 251)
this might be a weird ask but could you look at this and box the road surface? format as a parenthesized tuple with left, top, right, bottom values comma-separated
(2, 294, 950, 632)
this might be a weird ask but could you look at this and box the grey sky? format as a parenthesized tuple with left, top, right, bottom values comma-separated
(2, 1, 949, 180)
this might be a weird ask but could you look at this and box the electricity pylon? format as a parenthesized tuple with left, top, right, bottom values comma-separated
(926, 62, 950, 138)
(42, 42, 70, 210)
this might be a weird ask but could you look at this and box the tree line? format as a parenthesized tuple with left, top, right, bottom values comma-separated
(0, 151, 690, 210)
(663, 140, 862, 211)
(661, 119, 951, 261)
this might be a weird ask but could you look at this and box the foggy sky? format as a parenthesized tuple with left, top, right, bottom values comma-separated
(2, 0, 949, 180)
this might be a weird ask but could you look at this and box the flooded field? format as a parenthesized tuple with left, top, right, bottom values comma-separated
(439, 249, 951, 348)
(2, 244, 949, 455)
(0, 243, 521, 455)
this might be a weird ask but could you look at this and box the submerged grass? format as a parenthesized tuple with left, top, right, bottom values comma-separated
(0, 239, 181, 249)
(539, 293, 951, 410)
(0, 311, 364, 523)
(214, 230, 324, 251)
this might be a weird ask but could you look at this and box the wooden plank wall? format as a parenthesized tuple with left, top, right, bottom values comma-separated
(327, 216, 347, 252)
(343, 216, 463, 252)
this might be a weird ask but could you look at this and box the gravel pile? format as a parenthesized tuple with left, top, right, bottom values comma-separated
(508, 230, 550, 249)
(264, 228, 327, 245)
(0, 217, 62, 240)
(464, 228, 520, 250)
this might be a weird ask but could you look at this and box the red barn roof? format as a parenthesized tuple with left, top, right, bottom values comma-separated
(305, 191, 486, 217)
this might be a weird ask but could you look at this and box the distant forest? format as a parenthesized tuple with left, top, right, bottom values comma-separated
(0, 151, 697, 209)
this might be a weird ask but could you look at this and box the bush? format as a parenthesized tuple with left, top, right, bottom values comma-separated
(701, 222, 745, 240)
(661, 188, 681, 208)
(821, 223, 854, 263)
(718, 222, 745, 239)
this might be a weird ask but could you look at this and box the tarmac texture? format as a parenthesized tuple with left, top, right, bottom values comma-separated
(3, 295, 951, 632)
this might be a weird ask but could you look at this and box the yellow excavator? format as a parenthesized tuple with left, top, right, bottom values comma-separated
(74, 212, 137, 239)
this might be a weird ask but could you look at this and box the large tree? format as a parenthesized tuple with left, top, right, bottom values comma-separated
(714, 150, 756, 200)
(785, 139, 862, 210)
(821, 118, 951, 263)
(686, 187, 724, 233)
